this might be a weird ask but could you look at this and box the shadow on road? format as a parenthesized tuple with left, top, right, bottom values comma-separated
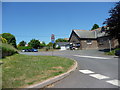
(98, 48, 114, 52)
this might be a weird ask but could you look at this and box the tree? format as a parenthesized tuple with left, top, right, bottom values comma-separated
(40, 41, 46, 48)
(2, 33, 17, 48)
(103, 1, 120, 46)
(47, 42, 53, 47)
(18, 41, 26, 46)
(28, 39, 40, 49)
(47, 42, 56, 49)
(55, 38, 68, 42)
(91, 24, 99, 30)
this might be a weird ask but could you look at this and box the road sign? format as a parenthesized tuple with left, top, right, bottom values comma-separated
(51, 34, 55, 44)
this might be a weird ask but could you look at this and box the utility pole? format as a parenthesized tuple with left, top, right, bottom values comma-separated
(109, 39, 112, 52)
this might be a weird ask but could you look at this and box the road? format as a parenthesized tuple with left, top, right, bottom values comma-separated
(20, 50, 119, 88)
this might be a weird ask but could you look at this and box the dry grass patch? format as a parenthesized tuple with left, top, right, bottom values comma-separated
(2, 54, 74, 88)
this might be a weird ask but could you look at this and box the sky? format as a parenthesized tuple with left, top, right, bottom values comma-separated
(2, 2, 116, 44)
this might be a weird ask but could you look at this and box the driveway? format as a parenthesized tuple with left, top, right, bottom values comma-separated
(20, 49, 119, 88)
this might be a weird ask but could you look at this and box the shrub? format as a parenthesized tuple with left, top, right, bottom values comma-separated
(56, 46, 61, 49)
(0, 37, 7, 43)
(0, 42, 18, 58)
(105, 48, 120, 55)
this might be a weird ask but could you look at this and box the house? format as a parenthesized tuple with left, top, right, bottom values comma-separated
(69, 29, 98, 50)
(69, 27, 119, 50)
(56, 42, 70, 50)
(94, 26, 119, 49)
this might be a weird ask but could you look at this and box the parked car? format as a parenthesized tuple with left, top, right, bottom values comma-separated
(115, 50, 120, 56)
(21, 49, 38, 52)
(30, 49, 38, 52)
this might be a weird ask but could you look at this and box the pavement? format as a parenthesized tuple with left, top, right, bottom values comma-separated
(20, 49, 119, 88)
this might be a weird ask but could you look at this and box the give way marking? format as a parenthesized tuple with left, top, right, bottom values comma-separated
(74, 55, 110, 59)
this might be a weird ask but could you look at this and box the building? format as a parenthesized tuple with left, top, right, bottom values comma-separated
(69, 29, 98, 50)
(69, 27, 119, 50)
(56, 42, 70, 50)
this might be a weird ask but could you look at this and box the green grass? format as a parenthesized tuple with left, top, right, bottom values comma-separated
(105, 48, 120, 55)
(2, 54, 74, 88)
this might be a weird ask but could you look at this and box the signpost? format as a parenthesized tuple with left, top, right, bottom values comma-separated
(51, 34, 55, 56)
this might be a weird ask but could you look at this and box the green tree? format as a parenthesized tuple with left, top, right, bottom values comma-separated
(28, 39, 40, 49)
(55, 38, 68, 42)
(18, 41, 26, 46)
(91, 24, 99, 30)
(47, 42, 56, 49)
(103, 1, 120, 46)
(40, 41, 46, 48)
(47, 42, 53, 47)
(2, 33, 17, 48)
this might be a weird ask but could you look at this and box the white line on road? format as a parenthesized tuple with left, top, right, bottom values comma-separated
(79, 70, 95, 74)
(106, 80, 120, 87)
(74, 55, 110, 59)
(89, 74, 110, 80)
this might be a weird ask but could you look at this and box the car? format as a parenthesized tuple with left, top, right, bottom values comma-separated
(115, 50, 120, 56)
(21, 49, 38, 52)
(21, 49, 30, 52)
(21, 49, 25, 52)
(31, 49, 38, 52)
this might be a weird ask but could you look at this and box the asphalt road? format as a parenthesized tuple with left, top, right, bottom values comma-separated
(20, 49, 119, 88)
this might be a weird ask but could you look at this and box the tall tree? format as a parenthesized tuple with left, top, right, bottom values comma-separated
(28, 39, 40, 49)
(103, 1, 120, 46)
(91, 24, 99, 30)
(18, 41, 26, 46)
(2, 33, 17, 48)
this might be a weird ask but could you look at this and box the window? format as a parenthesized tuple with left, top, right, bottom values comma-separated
(87, 40, 92, 44)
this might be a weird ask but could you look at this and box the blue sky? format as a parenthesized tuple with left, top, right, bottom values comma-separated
(2, 2, 116, 44)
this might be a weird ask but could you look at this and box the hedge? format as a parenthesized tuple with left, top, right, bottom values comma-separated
(17, 46, 32, 50)
(0, 42, 18, 58)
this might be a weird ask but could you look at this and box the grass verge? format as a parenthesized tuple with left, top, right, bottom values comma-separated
(38, 48, 59, 52)
(1, 42, 18, 58)
(105, 48, 120, 55)
(2, 54, 74, 88)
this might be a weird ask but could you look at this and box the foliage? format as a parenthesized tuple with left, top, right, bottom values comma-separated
(47, 42, 53, 47)
(56, 46, 61, 49)
(0, 37, 7, 43)
(53, 43, 56, 49)
(18, 41, 26, 46)
(55, 38, 68, 42)
(17, 46, 32, 50)
(103, 1, 120, 46)
(2, 54, 74, 88)
(28, 39, 40, 49)
(91, 24, 99, 30)
(2, 33, 17, 48)
(40, 41, 46, 48)
(1, 42, 18, 58)
(105, 48, 120, 55)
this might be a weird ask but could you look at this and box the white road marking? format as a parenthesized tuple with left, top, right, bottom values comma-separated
(74, 55, 110, 59)
(106, 80, 120, 87)
(79, 70, 95, 74)
(89, 74, 110, 80)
